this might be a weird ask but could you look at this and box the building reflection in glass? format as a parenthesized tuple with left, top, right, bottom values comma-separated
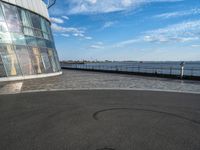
(0, 1, 61, 78)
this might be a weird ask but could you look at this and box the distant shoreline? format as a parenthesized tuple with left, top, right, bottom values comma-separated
(61, 61, 200, 81)
(61, 61, 200, 64)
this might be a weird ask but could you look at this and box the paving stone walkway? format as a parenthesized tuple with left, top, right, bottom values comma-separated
(0, 69, 200, 94)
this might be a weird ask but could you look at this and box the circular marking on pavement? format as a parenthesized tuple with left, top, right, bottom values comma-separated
(93, 107, 200, 125)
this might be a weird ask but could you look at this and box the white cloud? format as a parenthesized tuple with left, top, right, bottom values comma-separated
(143, 20, 200, 43)
(50, 17, 64, 24)
(85, 36, 93, 40)
(51, 23, 84, 33)
(102, 21, 117, 29)
(51, 23, 93, 39)
(73, 33, 84, 37)
(114, 39, 140, 47)
(51, 23, 86, 37)
(112, 20, 200, 47)
(86, 0, 97, 4)
(96, 42, 103, 45)
(122, 0, 133, 7)
(67, 0, 183, 14)
(90, 45, 104, 49)
(90, 42, 104, 49)
(191, 44, 200, 47)
(62, 16, 70, 20)
(154, 8, 200, 19)
(61, 34, 70, 37)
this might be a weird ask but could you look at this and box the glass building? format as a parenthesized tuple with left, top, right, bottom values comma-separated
(0, 0, 61, 81)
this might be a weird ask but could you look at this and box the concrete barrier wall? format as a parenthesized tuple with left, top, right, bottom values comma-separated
(1, 0, 49, 20)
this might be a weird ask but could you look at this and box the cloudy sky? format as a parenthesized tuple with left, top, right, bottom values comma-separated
(47, 0, 200, 61)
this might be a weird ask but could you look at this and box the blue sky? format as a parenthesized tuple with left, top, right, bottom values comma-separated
(48, 0, 200, 61)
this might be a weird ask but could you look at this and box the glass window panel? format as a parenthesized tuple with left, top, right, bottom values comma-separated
(0, 44, 12, 55)
(0, 4, 5, 21)
(7, 23, 22, 33)
(52, 42, 56, 49)
(0, 55, 6, 77)
(46, 21, 51, 34)
(40, 48, 52, 73)
(53, 50, 61, 71)
(47, 49, 57, 72)
(37, 38, 46, 47)
(23, 27, 34, 36)
(50, 34, 54, 41)
(43, 33, 49, 40)
(45, 40, 55, 49)
(49, 32, 54, 42)
(0, 45, 21, 76)
(1, 3, 20, 23)
(0, 31, 12, 44)
(34, 29, 43, 38)
(45, 21, 54, 41)
(18, 8, 32, 27)
(2, 54, 21, 76)
(25, 36, 37, 46)
(0, 22, 8, 32)
(46, 34, 53, 41)
(40, 47, 48, 53)
(1, 3, 21, 32)
(45, 40, 52, 48)
(41, 18, 47, 33)
(11, 33, 26, 45)
(28, 47, 45, 74)
(30, 13, 41, 29)
(15, 45, 34, 75)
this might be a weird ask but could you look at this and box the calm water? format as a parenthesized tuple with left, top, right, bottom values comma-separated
(63, 61, 200, 77)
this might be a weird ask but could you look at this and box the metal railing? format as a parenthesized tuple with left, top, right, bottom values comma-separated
(61, 63, 200, 78)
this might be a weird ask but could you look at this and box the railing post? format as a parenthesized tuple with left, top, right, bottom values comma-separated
(191, 68, 194, 77)
(180, 62, 185, 79)
(170, 67, 172, 75)
(116, 66, 118, 71)
(180, 66, 184, 79)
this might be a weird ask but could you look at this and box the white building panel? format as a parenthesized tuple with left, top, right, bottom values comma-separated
(1, 0, 9, 3)
(1, 0, 49, 20)
(41, 2, 49, 18)
(37, 0, 43, 16)
(15, 0, 22, 6)
(32, 0, 37, 12)
(21, 0, 28, 10)
(8, 0, 16, 5)
(38, 2, 43, 17)
(26, 0, 32, 12)
(22, 0, 29, 10)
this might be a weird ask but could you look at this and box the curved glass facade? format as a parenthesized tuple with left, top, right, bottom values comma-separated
(0, 1, 61, 79)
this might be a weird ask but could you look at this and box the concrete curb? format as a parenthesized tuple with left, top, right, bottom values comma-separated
(1, 88, 200, 96)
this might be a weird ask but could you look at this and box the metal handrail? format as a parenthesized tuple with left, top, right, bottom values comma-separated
(61, 63, 200, 77)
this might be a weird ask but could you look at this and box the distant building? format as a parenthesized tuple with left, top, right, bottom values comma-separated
(0, 0, 61, 81)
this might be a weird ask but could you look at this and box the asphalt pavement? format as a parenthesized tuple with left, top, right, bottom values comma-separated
(0, 90, 200, 150)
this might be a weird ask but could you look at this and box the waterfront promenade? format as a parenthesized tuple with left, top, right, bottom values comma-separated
(1, 70, 200, 95)
(0, 70, 200, 150)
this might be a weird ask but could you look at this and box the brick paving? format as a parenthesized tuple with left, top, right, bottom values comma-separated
(0, 69, 200, 94)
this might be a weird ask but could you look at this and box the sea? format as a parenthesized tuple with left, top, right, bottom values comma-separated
(63, 61, 200, 77)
